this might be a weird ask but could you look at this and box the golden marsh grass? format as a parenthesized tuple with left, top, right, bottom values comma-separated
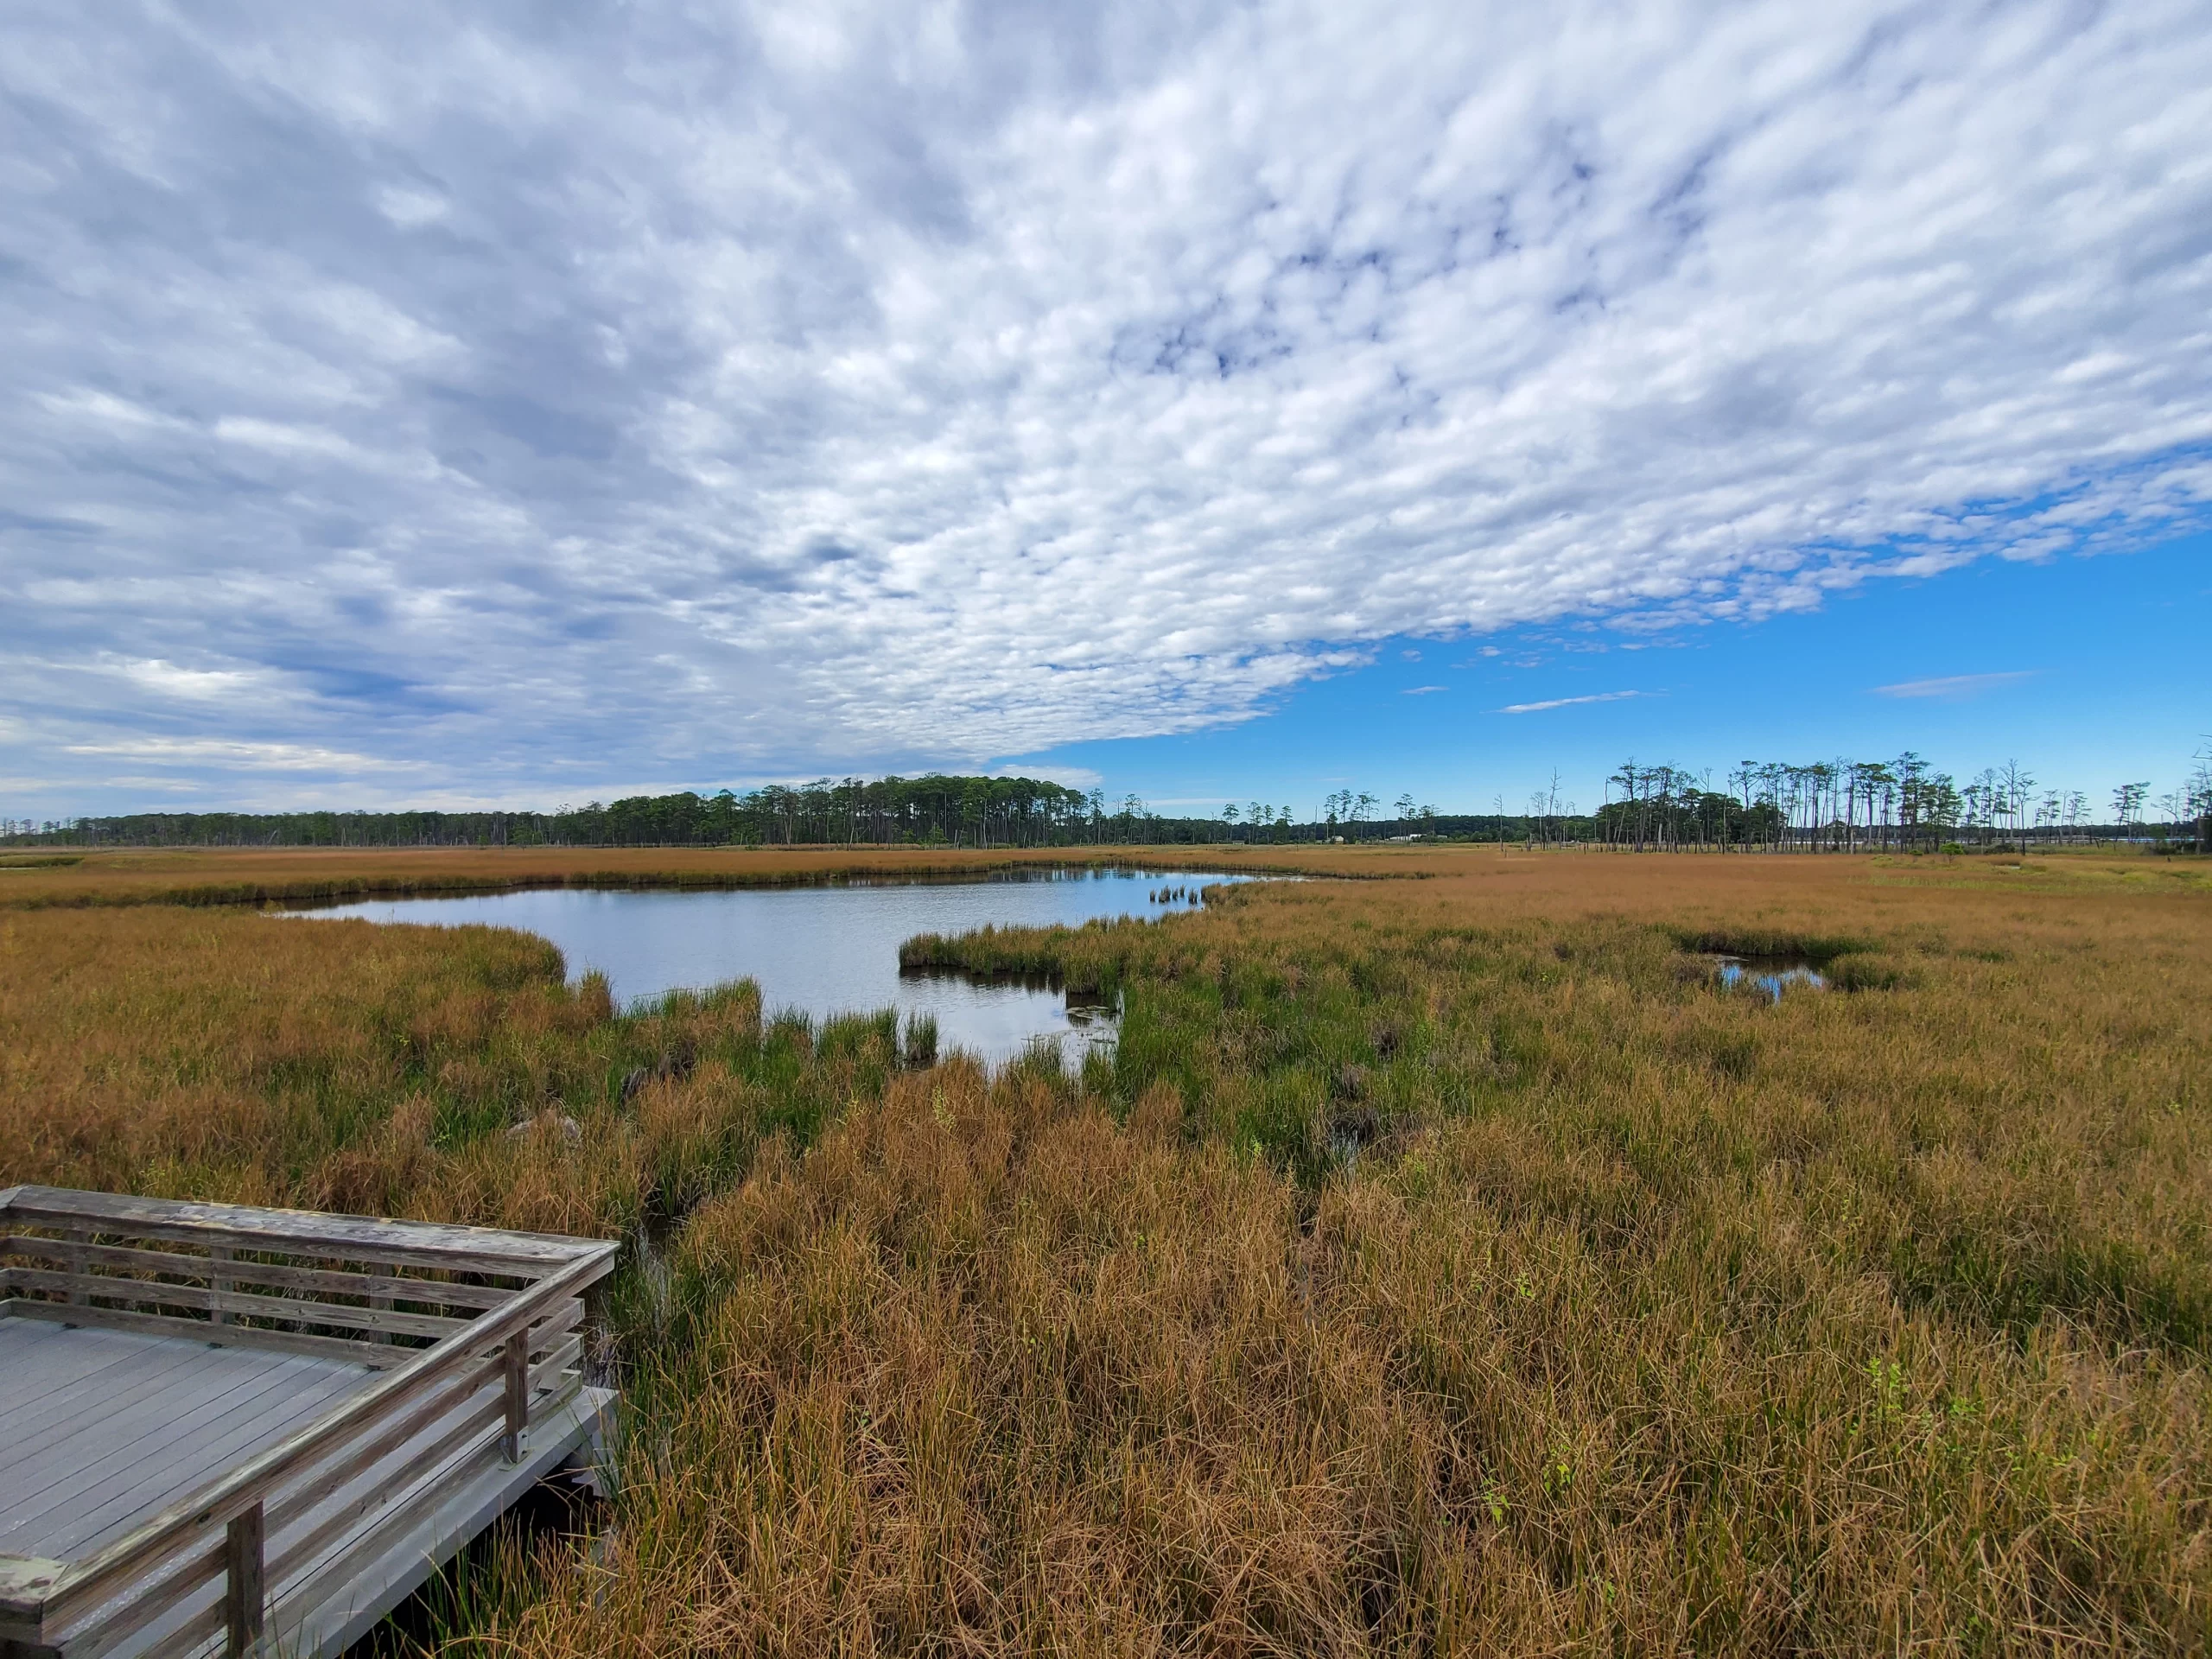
(3, 847, 2208, 1652)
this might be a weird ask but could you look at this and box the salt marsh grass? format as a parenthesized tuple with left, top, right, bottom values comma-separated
(3, 847, 2209, 1652)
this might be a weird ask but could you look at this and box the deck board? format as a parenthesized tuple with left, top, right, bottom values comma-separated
(3, 1323, 226, 1446)
(10, 1342, 323, 1506)
(0, 1320, 375, 1563)
(0, 1318, 177, 1405)
(16, 1364, 365, 1558)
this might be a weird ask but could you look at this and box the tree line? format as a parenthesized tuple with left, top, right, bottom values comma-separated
(1580, 749, 2212, 853)
(6, 744, 2206, 853)
(3, 776, 1234, 850)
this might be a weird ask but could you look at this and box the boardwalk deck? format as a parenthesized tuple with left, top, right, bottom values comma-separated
(0, 1186, 618, 1659)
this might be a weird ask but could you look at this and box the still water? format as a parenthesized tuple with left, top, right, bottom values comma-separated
(287, 869, 1262, 1064)
(1713, 955, 1829, 1000)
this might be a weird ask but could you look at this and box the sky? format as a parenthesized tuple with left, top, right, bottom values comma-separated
(2, 1, 2208, 822)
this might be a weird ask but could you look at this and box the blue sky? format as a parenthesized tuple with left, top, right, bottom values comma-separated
(1020, 529, 2212, 818)
(1, 3, 2209, 823)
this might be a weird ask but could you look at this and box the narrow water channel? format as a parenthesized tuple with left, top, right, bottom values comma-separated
(284, 868, 1265, 1063)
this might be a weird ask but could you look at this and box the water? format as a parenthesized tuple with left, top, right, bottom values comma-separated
(283, 869, 1261, 1064)
(1713, 955, 1829, 1000)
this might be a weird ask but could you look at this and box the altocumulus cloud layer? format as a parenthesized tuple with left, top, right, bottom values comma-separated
(3, 1, 2209, 804)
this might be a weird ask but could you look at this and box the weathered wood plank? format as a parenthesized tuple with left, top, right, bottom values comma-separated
(0, 1301, 580, 1530)
(3, 1344, 222, 1452)
(157, 1596, 227, 1659)
(262, 1355, 499, 1537)
(32, 1368, 367, 1568)
(32, 1534, 225, 1659)
(1, 1186, 602, 1272)
(0, 1315, 165, 1410)
(3, 1335, 337, 1510)
(268, 1387, 610, 1659)
(7, 1217, 540, 1284)
(48, 1378, 607, 1659)
(502, 1332, 529, 1462)
(265, 1389, 505, 1592)
(527, 1332, 585, 1415)
(2, 1297, 407, 1369)
(1, 1236, 518, 1312)
(6, 1345, 332, 1520)
(0, 1554, 68, 1620)
(3, 1263, 469, 1340)
(208, 1243, 231, 1328)
(9, 1355, 365, 1559)
(134, 1594, 225, 1659)
(367, 1265, 392, 1346)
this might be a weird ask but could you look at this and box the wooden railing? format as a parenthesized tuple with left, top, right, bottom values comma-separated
(0, 1185, 617, 1658)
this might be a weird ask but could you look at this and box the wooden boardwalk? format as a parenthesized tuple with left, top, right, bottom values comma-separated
(0, 1186, 617, 1658)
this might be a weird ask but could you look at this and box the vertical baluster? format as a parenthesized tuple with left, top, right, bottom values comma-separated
(226, 1501, 264, 1656)
(503, 1331, 530, 1462)
(367, 1263, 393, 1344)
(210, 1243, 232, 1326)
(66, 1229, 88, 1306)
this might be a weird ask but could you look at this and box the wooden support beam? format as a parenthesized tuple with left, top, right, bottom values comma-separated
(503, 1332, 529, 1463)
(368, 1264, 393, 1344)
(225, 1502, 264, 1657)
(210, 1243, 232, 1325)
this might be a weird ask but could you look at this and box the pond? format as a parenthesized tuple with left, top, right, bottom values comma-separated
(283, 868, 1266, 1064)
(1713, 954, 1829, 1001)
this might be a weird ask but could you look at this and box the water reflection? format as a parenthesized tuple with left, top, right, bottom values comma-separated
(1713, 955, 1829, 1000)
(283, 868, 1265, 1064)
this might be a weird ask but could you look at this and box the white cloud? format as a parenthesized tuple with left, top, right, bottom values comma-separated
(62, 739, 416, 772)
(2, 2, 2209, 801)
(375, 185, 450, 229)
(1872, 671, 2037, 700)
(105, 657, 268, 700)
(1498, 691, 1652, 715)
(1402, 685, 1447, 696)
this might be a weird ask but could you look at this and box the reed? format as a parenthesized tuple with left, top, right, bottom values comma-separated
(3, 847, 2207, 1653)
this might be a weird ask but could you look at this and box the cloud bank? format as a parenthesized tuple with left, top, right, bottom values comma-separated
(3, 1, 2209, 802)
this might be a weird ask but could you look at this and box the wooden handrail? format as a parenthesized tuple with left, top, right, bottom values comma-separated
(37, 1237, 613, 1636)
(0, 1186, 597, 1276)
(2, 1264, 468, 1340)
(0, 1236, 518, 1310)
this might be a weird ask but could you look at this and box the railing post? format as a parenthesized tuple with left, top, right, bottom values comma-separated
(209, 1244, 232, 1326)
(226, 1501, 264, 1656)
(503, 1331, 529, 1462)
(367, 1265, 393, 1344)
(66, 1229, 88, 1306)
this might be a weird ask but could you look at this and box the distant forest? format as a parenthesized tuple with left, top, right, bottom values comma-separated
(4, 750, 2208, 853)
